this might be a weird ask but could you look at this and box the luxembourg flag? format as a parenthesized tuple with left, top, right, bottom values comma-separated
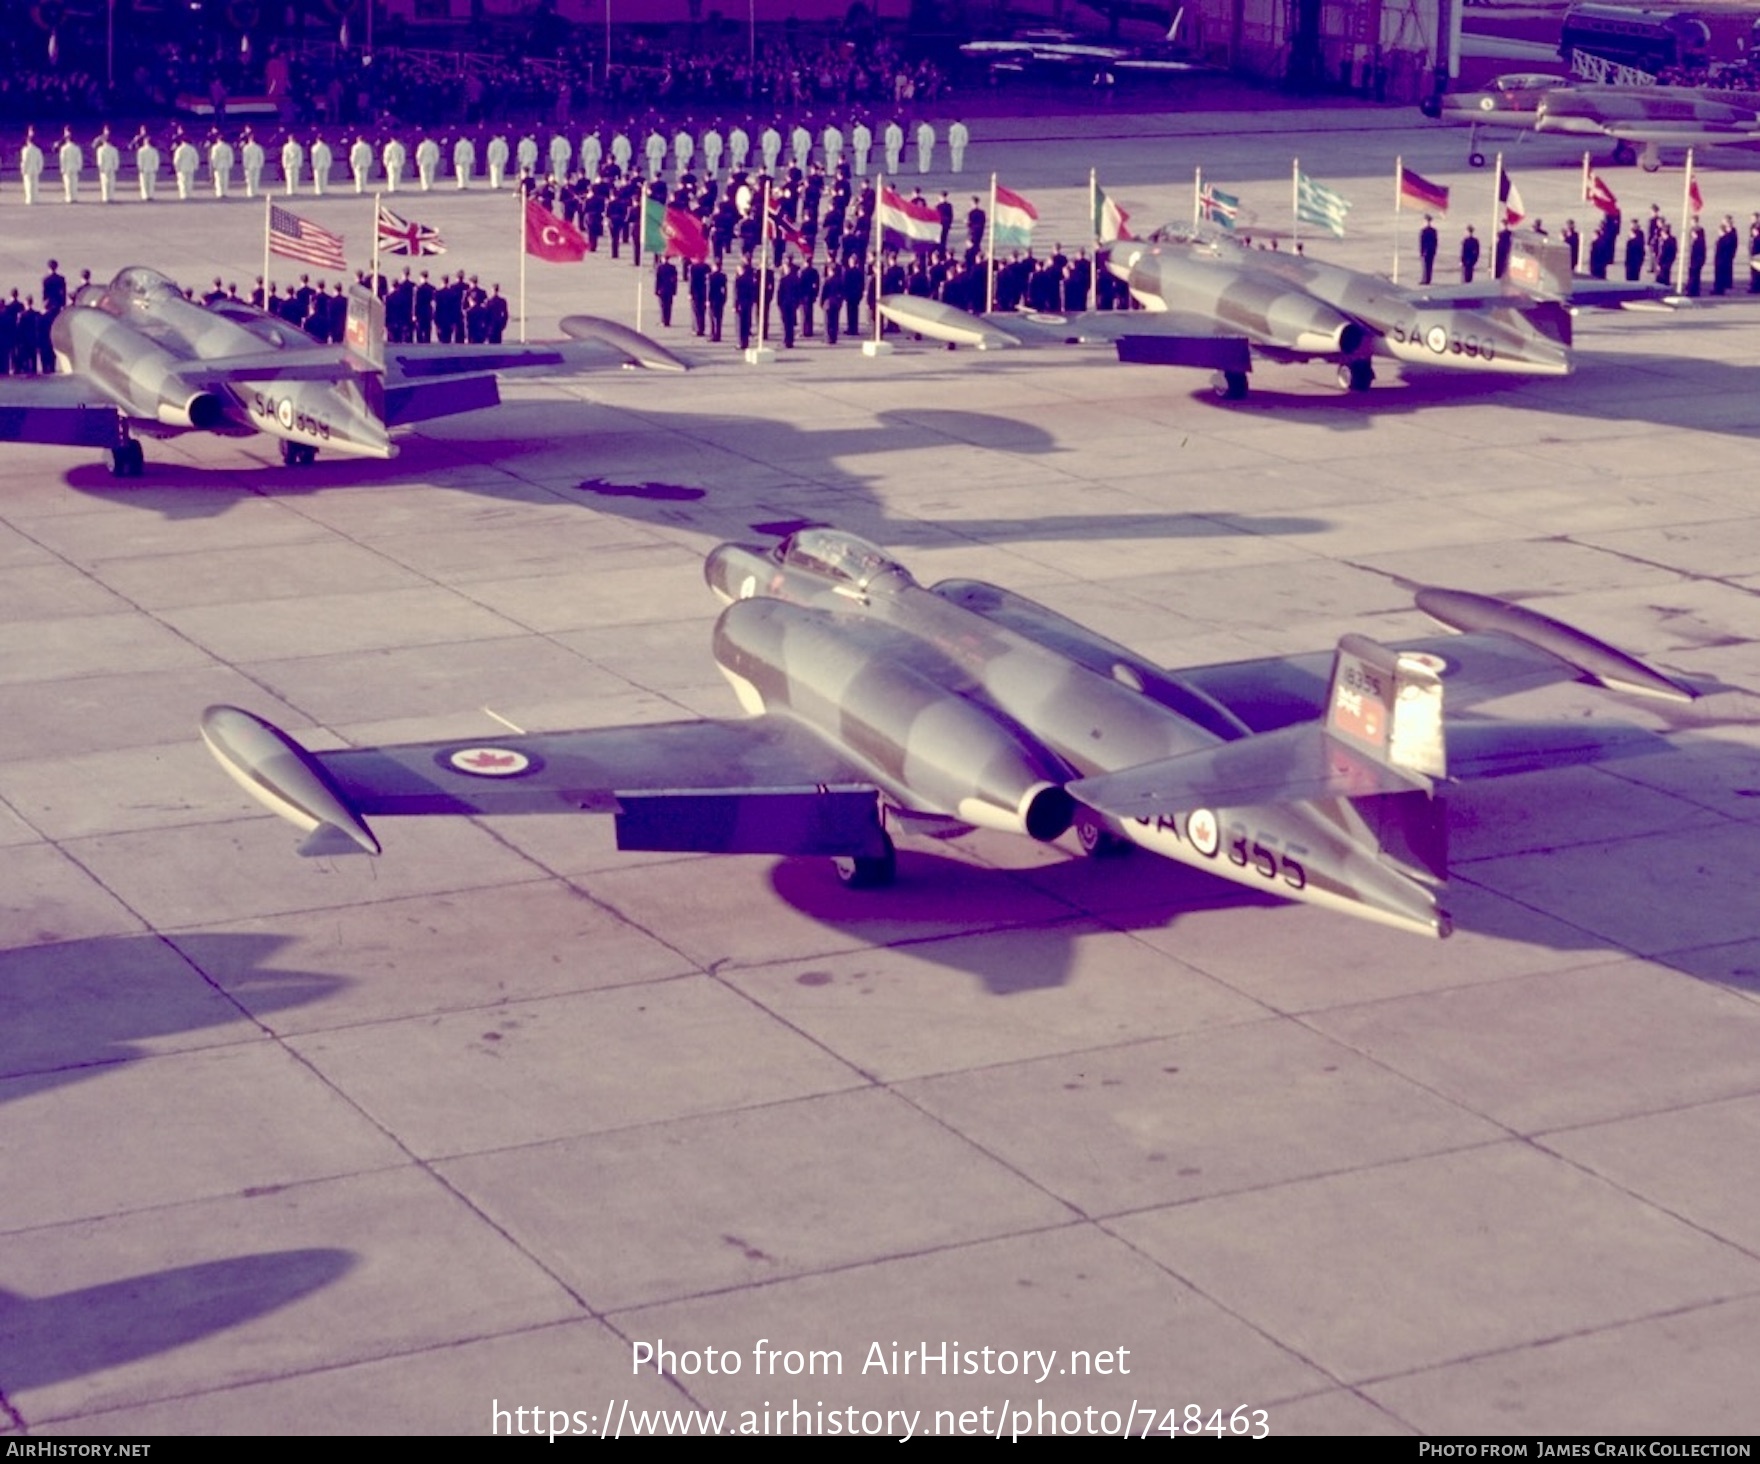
(991, 181, 1038, 249)
(878, 185, 941, 250)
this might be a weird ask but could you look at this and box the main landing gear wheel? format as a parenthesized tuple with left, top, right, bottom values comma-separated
(1339, 360, 1375, 393)
(280, 440, 318, 466)
(833, 832, 896, 889)
(1075, 809, 1130, 859)
(1468, 150, 1486, 168)
(1612, 141, 1636, 166)
(105, 440, 145, 477)
(1213, 370, 1249, 400)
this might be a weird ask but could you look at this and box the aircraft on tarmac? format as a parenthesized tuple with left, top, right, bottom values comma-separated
(201, 527, 1696, 940)
(960, 7, 1197, 78)
(881, 232, 1584, 400)
(1436, 76, 1760, 171)
(0, 266, 686, 477)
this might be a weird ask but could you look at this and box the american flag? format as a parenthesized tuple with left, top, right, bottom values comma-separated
(377, 203, 446, 256)
(268, 205, 346, 270)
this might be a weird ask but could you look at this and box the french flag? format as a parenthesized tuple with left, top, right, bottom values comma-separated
(879, 186, 942, 250)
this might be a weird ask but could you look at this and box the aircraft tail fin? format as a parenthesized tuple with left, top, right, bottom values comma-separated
(1504, 236, 1575, 302)
(1325, 633, 1447, 782)
(344, 288, 386, 373)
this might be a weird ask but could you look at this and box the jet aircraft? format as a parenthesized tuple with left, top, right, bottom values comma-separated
(1437, 78, 1760, 170)
(201, 528, 1695, 940)
(881, 232, 1579, 399)
(0, 266, 686, 477)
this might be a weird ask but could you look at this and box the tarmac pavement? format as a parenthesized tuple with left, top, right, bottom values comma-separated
(3, 95, 1760, 1438)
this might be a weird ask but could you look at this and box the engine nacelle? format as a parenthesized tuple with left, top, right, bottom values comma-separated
(158, 391, 227, 430)
(713, 597, 1074, 841)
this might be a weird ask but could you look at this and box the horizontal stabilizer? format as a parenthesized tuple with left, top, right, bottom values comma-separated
(614, 788, 886, 856)
(1069, 721, 1427, 822)
(1416, 587, 1697, 701)
(1116, 334, 1253, 371)
(191, 349, 364, 384)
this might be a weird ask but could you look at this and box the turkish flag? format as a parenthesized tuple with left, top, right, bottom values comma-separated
(524, 199, 588, 262)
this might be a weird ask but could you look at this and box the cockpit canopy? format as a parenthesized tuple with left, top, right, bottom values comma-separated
(776, 529, 915, 592)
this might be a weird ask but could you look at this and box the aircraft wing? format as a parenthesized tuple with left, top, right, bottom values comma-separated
(385, 316, 688, 382)
(879, 296, 1256, 370)
(0, 376, 127, 447)
(1597, 121, 1760, 144)
(200, 704, 888, 859)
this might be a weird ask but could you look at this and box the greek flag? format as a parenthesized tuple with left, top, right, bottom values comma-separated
(1295, 171, 1351, 238)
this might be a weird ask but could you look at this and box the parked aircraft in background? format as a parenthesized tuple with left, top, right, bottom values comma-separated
(883, 233, 1580, 400)
(960, 7, 1197, 78)
(1435, 75, 1760, 170)
(0, 266, 686, 477)
(202, 528, 1696, 940)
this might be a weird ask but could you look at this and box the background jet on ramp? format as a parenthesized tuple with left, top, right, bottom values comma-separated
(0, 266, 686, 477)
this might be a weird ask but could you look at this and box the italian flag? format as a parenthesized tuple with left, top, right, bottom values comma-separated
(991, 183, 1038, 249)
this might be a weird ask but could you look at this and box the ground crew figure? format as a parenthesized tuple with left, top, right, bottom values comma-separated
(209, 132, 235, 197)
(311, 134, 333, 194)
(611, 130, 632, 173)
(645, 130, 667, 178)
(883, 119, 904, 174)
(58, 128, 83, 202)
(761, 125, 782, 174)
(454, 134, 475, 189)
(417, 135, 440, 190)
(851, 119, 872, 176)
(135, 131, 160, 201)
(581, 130, 603, 178)
(20, 128, 44, 205)
(727, 125, 749, 172)
(1749, 212, 1760, 293)
(701, 127, 721, 176)
(487, 135, 510, 189)
(674, 126, 693, 177)
(96, 129, 119, 202)
(281, 133, 304, 194)
(241, 130, 264, 196)
(1459, 224, 1479, 282)
(516, 134, 539, 180)
(350, 135, 373, 193)
(1418, 214, 1438, 285)
(382, 135, 406, 192)
(791, 122, 812, 171)
(915, 119, 934, 173)
(948, 119, 969, 173)
(822, 122, 843, 174)
(549, 132, 571, 182)
(173, 136, 199, 199)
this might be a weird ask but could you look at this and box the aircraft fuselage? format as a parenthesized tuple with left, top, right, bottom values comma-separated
(703, 533, 1446, 934)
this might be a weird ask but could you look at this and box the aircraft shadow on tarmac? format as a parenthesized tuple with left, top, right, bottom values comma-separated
(0, 1249, 355, 1397)
(757, 782, 1669, 994)
(57, 399, 1328, 547)
(0, 932, 344, 1107)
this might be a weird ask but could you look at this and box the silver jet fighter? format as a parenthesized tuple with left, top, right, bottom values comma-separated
(201, 528, 1696, 940)
(1533, 84, 1760, 170)
(883, 233, 1574, 400)
(0, 266, 685, 476)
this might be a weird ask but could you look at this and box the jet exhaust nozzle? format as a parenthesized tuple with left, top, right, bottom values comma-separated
(160, 391, 227, 430)
(1022, 782, 1075, 843)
